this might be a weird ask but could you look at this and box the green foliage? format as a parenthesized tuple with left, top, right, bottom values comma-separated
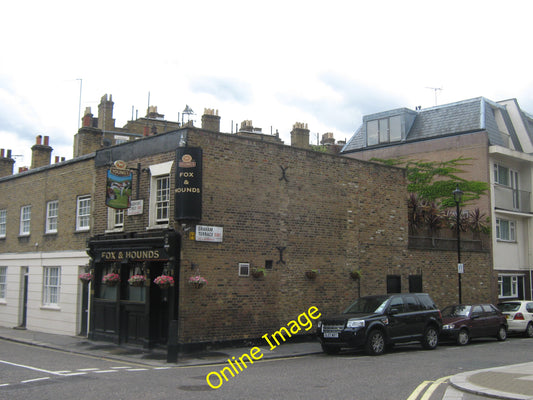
(371, 156, 489, 208)
(310, 145, 329, 153)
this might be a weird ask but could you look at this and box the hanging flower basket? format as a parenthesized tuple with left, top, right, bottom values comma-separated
(305, 270, 319, 280)
(154, 275, 175, 289)
(350, 270, 362, 281)
(188, 275, 207, 288)
(102, 273, 120, 286)
(128, 274, 146, 287)
(251, 268, 265, 279)
(79, 272, 93, 284)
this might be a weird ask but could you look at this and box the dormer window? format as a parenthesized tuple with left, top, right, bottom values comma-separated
(367, 115, 402, 146)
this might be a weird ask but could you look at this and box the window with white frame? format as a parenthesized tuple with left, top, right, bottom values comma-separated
(76, 195, 91, 231)
(155, 176, 170, 223)
(45, 200, 59, 234)
(107, 208, 124, 231)
(0, 266, 6, 300)
(498, 275, 518, 298)
(0, 209, 6, 238)
(496, 218, 516, 242)
(494, 163, 509, 186)
(20, 205, 31, 236)
(43, 266, 61, 306)
(148, 161, 173, 228)
(238, 263, 250, 276)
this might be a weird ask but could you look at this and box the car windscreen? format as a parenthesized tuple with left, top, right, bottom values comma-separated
(343, 296, 389, 314)
(498, 302, 521, 312)
(442, 305, 471, 317)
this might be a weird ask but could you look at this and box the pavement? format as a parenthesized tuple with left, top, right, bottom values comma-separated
(1, 326, 533, 400)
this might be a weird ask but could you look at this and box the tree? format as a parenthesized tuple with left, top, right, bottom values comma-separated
(371, 157, 489, 208)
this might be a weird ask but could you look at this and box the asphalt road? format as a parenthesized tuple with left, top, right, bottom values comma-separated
(1, 336, 533, 400)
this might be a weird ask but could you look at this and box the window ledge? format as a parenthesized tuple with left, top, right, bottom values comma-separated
(146, 224, 169, 230)
(0, 300, 6, 305)
(105, 228, 124, 234)
(40, 305, 61, 311)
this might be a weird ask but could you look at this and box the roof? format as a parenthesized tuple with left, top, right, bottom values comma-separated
(341, 97, 527, 153)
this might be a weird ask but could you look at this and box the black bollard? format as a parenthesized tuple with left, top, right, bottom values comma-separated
(167, 319, 178, 363)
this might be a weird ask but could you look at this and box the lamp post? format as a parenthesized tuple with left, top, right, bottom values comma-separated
(453, 185, 464, 304)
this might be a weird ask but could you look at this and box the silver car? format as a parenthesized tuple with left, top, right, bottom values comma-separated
(497, 301, 533, 337)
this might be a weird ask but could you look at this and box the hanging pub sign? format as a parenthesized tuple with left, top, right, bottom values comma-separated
(175, 147, 202, 221)
(106, 160, 133, 209)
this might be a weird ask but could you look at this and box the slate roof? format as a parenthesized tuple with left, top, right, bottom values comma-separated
(341, 97, 524, 153)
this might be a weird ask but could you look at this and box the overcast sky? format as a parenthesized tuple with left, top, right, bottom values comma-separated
(2, 0, 533, 170)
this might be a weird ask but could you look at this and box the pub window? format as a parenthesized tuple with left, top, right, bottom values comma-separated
(386, 275, 401, 294)
(239, 263, 250, 277)
(107, 208, 124, 231)
(148, 161, 174, 228)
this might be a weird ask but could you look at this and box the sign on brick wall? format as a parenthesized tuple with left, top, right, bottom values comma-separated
(175, 147, 202, 221)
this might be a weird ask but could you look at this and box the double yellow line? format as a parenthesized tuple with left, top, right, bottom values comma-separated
(406, 376, 451, 400)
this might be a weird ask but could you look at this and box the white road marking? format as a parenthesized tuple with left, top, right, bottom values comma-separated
(0, 360, 60, 375)
(21, 377, 50, 384)
(93, 369, 119, 374)
(126, 368, 148, 372)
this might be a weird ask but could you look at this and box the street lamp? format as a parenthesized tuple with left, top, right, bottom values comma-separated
(453, 185, 464, 304)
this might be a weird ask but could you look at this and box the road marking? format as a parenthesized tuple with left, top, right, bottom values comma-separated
(406, 381, 431, 400)
(420, 376, 451, 400)
(21, 377, 50, 384)
(0, 384, 10, 387)
(110, 366, 131, 369)
(60, 372, 88, 376)
(78, 368, 99, 371)
(0, 360, 60, 375)
(126, 368, 148, 372)
(406, 375, 451, 400)
(93, 369, 119, 374)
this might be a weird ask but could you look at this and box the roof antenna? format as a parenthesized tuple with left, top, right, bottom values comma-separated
(425, 87, 443, 106)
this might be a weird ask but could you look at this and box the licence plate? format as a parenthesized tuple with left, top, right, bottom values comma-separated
(324, 332, 339, 338)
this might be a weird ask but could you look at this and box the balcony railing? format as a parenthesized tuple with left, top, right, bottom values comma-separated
(493, 185, 531, 213)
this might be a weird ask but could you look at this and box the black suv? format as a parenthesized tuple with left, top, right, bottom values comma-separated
(317, 293, 442, 355)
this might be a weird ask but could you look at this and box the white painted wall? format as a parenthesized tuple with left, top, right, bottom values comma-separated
(0, 250, 89, 336)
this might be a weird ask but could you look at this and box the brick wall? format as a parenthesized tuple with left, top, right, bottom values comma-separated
(0, 156, 95, 253)
(91, 128, 492, 344)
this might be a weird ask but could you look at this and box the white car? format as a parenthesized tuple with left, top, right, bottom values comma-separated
(497, 301, 533, 337)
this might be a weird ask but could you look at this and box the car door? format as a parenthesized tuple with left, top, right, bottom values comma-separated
(469, 305, 486, 338)
(386, 296, 408, 341)
(526, 303, 533, 324)
(481, 304, 500, 336)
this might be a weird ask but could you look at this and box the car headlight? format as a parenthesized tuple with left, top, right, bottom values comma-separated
(443, 323, 455, 329)
(346, 319, 365, 328)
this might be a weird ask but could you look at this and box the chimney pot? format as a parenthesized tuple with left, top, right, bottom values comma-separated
(0, 149, 4, 157)
(44, 136, 49, 146)
(7, 150, 11, 158)
(55, 156, 59, 163)
(36, 135, 42, 145)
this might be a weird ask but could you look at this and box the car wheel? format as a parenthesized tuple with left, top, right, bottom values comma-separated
(525, 323, 533, 338)
(496, 325, 507, 341)
(422, 326, 439, 350)
(457, 329, 470, 346)
(321, 344, 340, 355)
(365, 330, 385, 356)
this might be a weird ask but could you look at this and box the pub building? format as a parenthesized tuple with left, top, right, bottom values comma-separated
(87, 145, 201, 351)
(87, 230, 180, 348)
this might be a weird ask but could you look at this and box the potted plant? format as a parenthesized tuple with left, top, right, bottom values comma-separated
(154, 275, 175, 289)
(188, 275, 208, 288)
(128, 274, 146, 287)
(305, 269, 319, 280)
(350, 269, 362, 280)
(79, 272, 93, 284)
(251, 268, 265, 279)
(102, 273, 120, 286)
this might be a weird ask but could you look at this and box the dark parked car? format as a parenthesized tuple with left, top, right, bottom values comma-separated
(316, 293, 442, 356)
(440, 304, 507, 345)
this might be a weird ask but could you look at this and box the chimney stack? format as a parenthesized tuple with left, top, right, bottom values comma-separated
(290, 122, 310, 149)
(31, 135, 53, 169)
(201, 108, 221, 132)
(0, 149, 15, 177)
(97, 94, 115, 131)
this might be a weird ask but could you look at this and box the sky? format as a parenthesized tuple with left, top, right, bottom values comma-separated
(2, 0, 533, 171)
